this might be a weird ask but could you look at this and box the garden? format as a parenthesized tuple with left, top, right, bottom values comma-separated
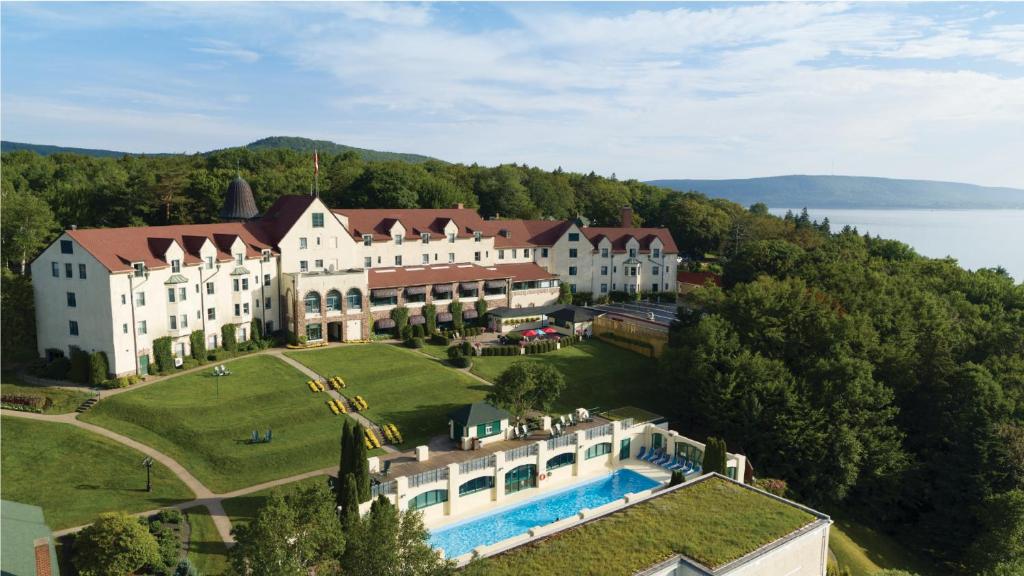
(0, 417, 194, 530)
(80, 355, 371, 493)
(1, 370, 94, 414)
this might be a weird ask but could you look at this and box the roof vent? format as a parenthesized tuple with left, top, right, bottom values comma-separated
(500, 229, 511, 238)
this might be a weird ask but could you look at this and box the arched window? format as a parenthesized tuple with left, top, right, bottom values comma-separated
(504, 464, 536, 495)
(346, 288, 362, 310)
(326, 290, 341, 312)
(546, 452, 575, 471)
(304, 292, 321, 314)
(408, 489, 447, 511)
(458, 475, 494, 496)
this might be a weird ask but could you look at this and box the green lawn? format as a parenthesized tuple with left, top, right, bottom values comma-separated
(0, 417, 194, 529)
(81, 355, 365, 493)
(479, 477, 816, 574)
(829, 513, 935, 576)
(285, 344, 489, 447)
(185, 506, 230, 576)
(425, 340, 660, 414)
(222, 475, 327, 528)
(1, 371, 94, 414)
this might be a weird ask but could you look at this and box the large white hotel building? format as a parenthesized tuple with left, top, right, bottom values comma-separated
(31, 177, 678, 377)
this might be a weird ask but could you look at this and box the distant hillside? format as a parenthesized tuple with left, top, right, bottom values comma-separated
(648, 175, 1024, 209)
(240, 136, 438, 163)
(1, 136, 439, 163)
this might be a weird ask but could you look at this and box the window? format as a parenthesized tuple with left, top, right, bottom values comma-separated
(243, 302, 250, 315)
(171, 259, 181, 273)
(585, 442, 612, 459)
(653, 248, 661, 258)
(459, 476, 495, 496)
(123, 323, 128, 334)
(133, 262, 145, 277)
(65, 263, 73, 278)
(314, 259, 323, 269)
(264, 274, 271, 286)
(448, 232, 456, 243)
(66, 292, 76, 307)
(524, 248, 530, 258)
(394, 234, 404, 245)
(601, 265, 608, 275)
(312, 212, 324, 228)
(240, 278, 249, 291)
(568, 266, 577, 276)
(652, 282, 659, 293)
(304, 292, 321, 314)
(137, 320, 148, 335)
(422, 254, 429, 264)
(205, 256, 214, 270)
(394, 255, 402, 266)
(233, 279, 240, 292)
(653, 265, 660, 276)
(421, 233, 430, 243)
(474, 251, 481, 262)
(601, 283, 608, 293)
(300, 260, 309, 272)
(79, 264, 87, 279)
(363, 234, 372, 246)
(364, 257, 372, 268)
(180, 314, 188, 328)
(168, 288, 176, 303)
(448, 252, 455, 263)
(474, 231, 482, 242)
(408, 489, 448, 511)
(569, 248, 578, 258)
(262, 250, 271, 262)
(629, 248, 637, 257)
(121, 294, 126, 305)
(51, 262, 59, 277)
(69, 320, 79, 336)
(542, 248, 549, 258)
(207, 308, 216, 320)
(265, 297, 272, 309)
(235, 253, 243, 265)
(169, 315, 178, 330)
(346, 288, 362, 310)
(60, 240, 73, 254)
(135, 292, 146, 306)
(568, 232, 580, 242)
(206, 282, 215, 295)
(476, 420, 501, 438)
(306, 323, 322, 341)
(299, 237, 308, 250)
(326, 290, 341, 312)
(570, 283, 577, 293)
(546, 453, 575, 471)
(179, 286, 187, 300)
(234, 304, 241, 317)
(498, 250, 505, 260)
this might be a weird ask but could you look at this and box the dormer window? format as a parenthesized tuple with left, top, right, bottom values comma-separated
(205, 256, 214, 270)
(262, 249, 271, 262)
(474, 231, 482, 242)
(448, 232, 456, 243)
(171, 259, 181, 273)
(394, 234, 404, 245)
(132, 262, 146, 278)
(629, 248, 637, 258)
(235, 253, 244, 265)
(363, 234, 373, 246)
(421, 233, 430, 244)
(653, 248, 661, 258)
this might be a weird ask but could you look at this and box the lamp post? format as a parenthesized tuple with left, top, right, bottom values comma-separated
(142, 457, 154, 492)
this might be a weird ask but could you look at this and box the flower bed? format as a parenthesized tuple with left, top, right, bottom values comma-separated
(381, 423, 403, 445)
(1, 394, 47, 409)
(329, 376, 346, 390)
(307, 380, 326, 393)
(364, 427, 381, 449)
(351, 395, 369, 411)
(286, 341, 329, 350)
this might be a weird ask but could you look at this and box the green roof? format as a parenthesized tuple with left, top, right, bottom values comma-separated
(477, 477, 823, 575)
(230, 266, 251, 276)
(164, 274, 188, 284)
(601, 406, 664, 424)
(448, 402, 510, 427)
(2, 500, 58, 576)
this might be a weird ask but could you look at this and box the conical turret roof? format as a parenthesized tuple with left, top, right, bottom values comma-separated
(219, 176, 259, 221)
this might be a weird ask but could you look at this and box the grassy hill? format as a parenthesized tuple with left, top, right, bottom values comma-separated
(0, 140, 158, 158)
(648, 175, 1024, 209)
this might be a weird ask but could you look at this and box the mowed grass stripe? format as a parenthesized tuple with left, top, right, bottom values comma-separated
(0, 417, 194, 529)
(184, 506, 230, 576)
(81, 355, 359, 493)
(285, 344, 490, 448)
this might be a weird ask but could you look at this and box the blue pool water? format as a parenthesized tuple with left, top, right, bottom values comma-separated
(429, 468, 659, 558)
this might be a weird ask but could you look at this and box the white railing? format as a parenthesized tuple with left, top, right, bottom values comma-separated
(459, 454, 496, 475)
(504, 444, 539, 462)
(371, 480, 396, 498)
(619, 418, 635, 430)
(585, 423, 614, 440)
(547, 435, 576, 450)
(408, 467, 448, 488)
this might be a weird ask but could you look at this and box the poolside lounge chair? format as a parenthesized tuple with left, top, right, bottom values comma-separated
(655, 452, 671, 466)
(669, 457, 687, 471)
(646, 448, 662, 463)
(636, 446, 647, 460)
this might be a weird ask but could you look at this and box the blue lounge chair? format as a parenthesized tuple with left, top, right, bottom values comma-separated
(656, 453, 672, 466)
(661, 456, 677, 469)
(669, 457, 686, 470)
(636, 446, 647, 460)
(647, 449, 663, 463)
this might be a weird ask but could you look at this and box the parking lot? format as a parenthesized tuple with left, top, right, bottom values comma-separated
(587, 301, 678, 327)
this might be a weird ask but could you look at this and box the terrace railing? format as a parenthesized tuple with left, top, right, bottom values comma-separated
(504, 443, 539, 462)
(585, 423, 614, 440)
(547, 434, 577, 450)
(408, 467, 449, 489)
(371, 480, 396, 499)
(458, 454, 496, 475)
(619, 418, 636, 430)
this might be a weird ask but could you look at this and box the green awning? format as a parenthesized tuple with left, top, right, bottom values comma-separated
(164, 274, 188, 284)
(230, 266, 251, 276)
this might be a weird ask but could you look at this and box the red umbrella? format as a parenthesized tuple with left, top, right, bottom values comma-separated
(521, 329, 538, 337)
(542, 327, 557, 334)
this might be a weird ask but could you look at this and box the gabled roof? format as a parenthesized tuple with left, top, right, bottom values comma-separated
(332, 208, 490, 241)
(477, 219, 572, 248)
(259, 195, 319, 244)
(582, 227, 678, 254)
(448, 402, 511, 427)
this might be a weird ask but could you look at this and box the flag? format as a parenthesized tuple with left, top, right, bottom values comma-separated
(314, 149, 319, 176)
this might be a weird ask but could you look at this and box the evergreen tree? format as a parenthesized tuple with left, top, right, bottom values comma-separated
(338, 420, 352, 508)
(342, 473, 361, 528)
(353, 423, 371, 502)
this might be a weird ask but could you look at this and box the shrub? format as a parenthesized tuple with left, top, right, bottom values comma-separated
(753, 478, 788, 497)
(68, 348, 90, 383)
(189, 330, 206, 361)
(571, 291, 594, 306)
(43, 356, 71, 380)
(406, 337, 424, 349)
(221, 324, 237, 352)
(505, 333, 524, 344)
(399, 325, 412, 341)
(423, 303, 437, 334)
(153, 337, 174, 373)
(450, 300, 464, 332)
(447, 345, 463, 361)
(412, 324, 424, 338)
(475, 297, 488, 321)
(250, 317, 263, 339)
(430, 334, 449, 346)
(669, 470, 684, 486)
(88, 351, 109, 385)
(460, 341, 473, 356)
(451, 356, 471, 369)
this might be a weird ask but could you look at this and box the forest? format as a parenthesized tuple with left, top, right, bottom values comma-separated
(1, 147, 1021, 574)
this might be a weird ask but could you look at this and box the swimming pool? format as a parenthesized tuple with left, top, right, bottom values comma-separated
(429, 468, 659, 558)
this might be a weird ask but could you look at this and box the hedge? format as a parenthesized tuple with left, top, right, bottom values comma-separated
(450, 300, 464, 332)
(251, 317, 264, 340)
(405, 337, 424, 349)
(430, 334, 450, 346)
(89, 351, 109, 385)
(221, 324, 237, 352)
(153, 337, 174, 373)
(68, 348, 90, 384)
(599, 332, 654, 352)
(423, 303, 437, 335)
(189, 330, 206, 361)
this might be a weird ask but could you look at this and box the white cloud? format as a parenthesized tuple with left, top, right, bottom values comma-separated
(191, 39, 260, 63)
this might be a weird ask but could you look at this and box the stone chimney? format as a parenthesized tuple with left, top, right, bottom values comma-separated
(453, 203, 464, 209)
(620, 205, 634, 228)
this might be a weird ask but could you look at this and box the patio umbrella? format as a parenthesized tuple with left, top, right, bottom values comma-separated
(521, 329, 538, 337)
(542, 327, 557, 334)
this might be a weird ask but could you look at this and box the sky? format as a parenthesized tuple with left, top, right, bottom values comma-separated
(2, 2, 1023, 187)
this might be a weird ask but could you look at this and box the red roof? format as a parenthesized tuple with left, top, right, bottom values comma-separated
(582, 227, 678, 254)
(677, 271, 722, 286)
(368, 262, 556, 289)
(477, 219, 572, 248)
(332, 208, 490, 241)
(66, 223, 274, 273)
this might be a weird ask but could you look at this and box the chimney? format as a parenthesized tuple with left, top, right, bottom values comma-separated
(620, 205, 634, 228)
(71, 224, 78, 230)
(453, 203, 464, 209)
